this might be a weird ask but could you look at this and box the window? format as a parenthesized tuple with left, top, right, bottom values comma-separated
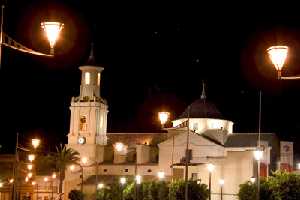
(104, 169, 107, 172)
(97, 73, 100, 86)
(124, 169, 129, 172)
(147, 169, 152, 173)
(85, 72, 90, 85)
(80, 116, 87, 131)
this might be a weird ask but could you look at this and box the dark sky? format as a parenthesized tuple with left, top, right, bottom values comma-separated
(1, 1, 300, 155)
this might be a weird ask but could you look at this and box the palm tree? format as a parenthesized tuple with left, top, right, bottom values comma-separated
(52, 144, 80, 195)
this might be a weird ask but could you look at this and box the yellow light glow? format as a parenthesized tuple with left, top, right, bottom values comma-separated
(25, 177, 29, 182)
(81, 157, 88, 164)
(97, 183, 104, 189)
(32, 181, 36, 185)
(28, 154, 35, 162)
(157, 171, 165, 180)
(267, 46, 288, 71)
(28, 172, 33, 178)
(32, 139, 40, 149)
(253, 149, 263, 161)
(27, 164, 33, 170)
(135, 175, 142, 184)
(0, 182, 3, 187)
(52, 173, 56, 179)
(69, 165, 75, 171)
(120, 177, 126, 185)
(41, 22, 64, 49)
(250, 177, 256, 183)
(207, 163, 215, 172)
(85, 72, 90, 85)
(44, 177, 48, 182)
(158, 112, 170, 125)
(9, 179, 14, 183)
(115, 142, 125, 152)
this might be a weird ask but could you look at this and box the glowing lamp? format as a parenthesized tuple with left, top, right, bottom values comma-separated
(32, 181, 36, 185)
(267, 46, 288, 78)
(219, 179, 225, 186)
(253, 149, 263, 161)
(120, 177, 126, 185)
(28, 154, 35, 162)
(158, 112, 170, 125)
(81, 157, 88, 164)
(135, 175, 142, 184)
(41, 21, 64, 55)
(32, 139, 40, 149)
(0, 182, 3, 187)
(157, 171, 165, 180)
(97, 183, 104, 189)
(69, 165, 75, 171)
(9, 179, 14, 183)
(28, 172, 33, 178)
(52, 173, 56, 179)
(207, 163, 215, 172)
(115, 142, 125, 152)
(44, 177, 48, 182)
(27, 164, 33, 170)
(250, 176, 256, 183)
(25, 177, 29, 182)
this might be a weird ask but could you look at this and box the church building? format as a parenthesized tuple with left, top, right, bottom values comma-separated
(64, 51, 293, 200)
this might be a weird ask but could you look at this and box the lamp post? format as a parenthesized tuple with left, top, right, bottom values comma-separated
(157, 171, 165, 181)
(69, 164, 84, 193)
(184, 106, 191, 200)
(207, 163, 215, 200)
(120, 177, 126, 200)
(219, 179, 224, 200)
(158, 111, 173, 181)
(253, 149, 263, 200)
(250, 176, 256, 184)
(0, 4, 64, 68)
(13, 134, 41, 200)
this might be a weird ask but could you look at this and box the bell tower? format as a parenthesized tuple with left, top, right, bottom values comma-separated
(68, 46, 108, 153)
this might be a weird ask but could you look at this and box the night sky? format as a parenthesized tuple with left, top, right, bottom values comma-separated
(1, 1, 300, 156)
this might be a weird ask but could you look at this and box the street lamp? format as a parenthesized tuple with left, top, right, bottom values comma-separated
(27, 164, 33, 170)
(97, 183, 104, 189)
(250, 176, 256, 184)
(207, 163, 215, 200)
(41, 21, 64, 55)
(267, 45, 300, 80)
(69, 164, 84, 193)
(135, 175, 142, 185)
(28, 154, 35, 162)
(157, 171, 165, 180)
(0, 182, 3, 188)
(219, 179, 224, 200)
(27, 172, 33, 178)
(31, 139, 40, 149)
(115, 142, 125, 152)
(254, 149, 263, 200)
(158, 112, 170, 128)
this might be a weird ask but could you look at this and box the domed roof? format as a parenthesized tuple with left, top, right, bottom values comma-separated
(179, 98, 223, 119)
(179, 82, 223, 119)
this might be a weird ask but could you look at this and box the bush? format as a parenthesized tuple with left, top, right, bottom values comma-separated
(68, 190, 83, 200)
(169, 180, 209, 200)
(238, 171, 300, 200)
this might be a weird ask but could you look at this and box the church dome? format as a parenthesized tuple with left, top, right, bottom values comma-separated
(179, 98, 223, 119)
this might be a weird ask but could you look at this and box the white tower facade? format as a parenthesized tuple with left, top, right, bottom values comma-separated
(68, 66, 108, 146)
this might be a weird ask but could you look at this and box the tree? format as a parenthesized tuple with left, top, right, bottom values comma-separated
(68, 190, 83, 200)
(52, 144, 80, 194)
